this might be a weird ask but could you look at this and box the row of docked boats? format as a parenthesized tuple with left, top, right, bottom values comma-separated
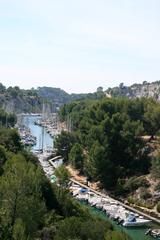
(33, 149, 63, 182)
(35, 149, 153, 229)
(18, 126, 37, 146)
(34, 118, 61, 137)
(34, 150, 160, 239)
(69, 183, 152, 228)
(35, 150, 55, 178)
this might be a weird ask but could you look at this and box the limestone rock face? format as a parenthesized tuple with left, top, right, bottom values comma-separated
(106, 81, 160, 100)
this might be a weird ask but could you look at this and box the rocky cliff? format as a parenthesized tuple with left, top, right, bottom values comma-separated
(106, 81, 160, 100)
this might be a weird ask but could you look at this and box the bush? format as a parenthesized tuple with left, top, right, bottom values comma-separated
(54, 216, 113, 240)
(105, 230, 132, 240)
(155, 183, 160, 192)
(127, 196, 136, 204)
(124, 176, 150, 193)
(127, 196, 154, 209)
(157, 202, 160, 213)
(140, 188, 152, 200)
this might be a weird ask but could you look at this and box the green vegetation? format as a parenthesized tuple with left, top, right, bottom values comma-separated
(56, 97, 160, 191)
(122, 176, 150, 194)
(139, 188, 152, 200)
(0, 109, 16, 127)
(37, 87, 105, 112)
(0, 83, 105, 114)
(151, 152, 160, 178)
(55, 131, 76, 162)
(0, 108, 130, 240)
(54, 165, 71, 187)
(69, 143, 84, 172)
(0, 84, 42, 113)
(157, 202, 160, 213)
(105, 231, 131, 240)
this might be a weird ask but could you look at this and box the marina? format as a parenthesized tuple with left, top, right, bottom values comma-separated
(21, 114, 160, 240)
(22, 115, 54, 151)
(34, 112, 62, 137)
(18, 125, 37, 146)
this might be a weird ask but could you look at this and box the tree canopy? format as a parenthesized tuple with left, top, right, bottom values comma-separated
(56, 97, 157, 189)
(0, 107, 130, 240)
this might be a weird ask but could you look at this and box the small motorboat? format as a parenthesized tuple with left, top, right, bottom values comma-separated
(123, 213, 151, 227)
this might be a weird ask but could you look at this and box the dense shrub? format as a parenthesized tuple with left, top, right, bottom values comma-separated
(140, 188, 152, 200)
(124, 176, 149, 193)
(157, 202, 160, 213)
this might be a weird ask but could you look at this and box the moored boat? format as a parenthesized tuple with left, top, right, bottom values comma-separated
(123, 213, 151, 227)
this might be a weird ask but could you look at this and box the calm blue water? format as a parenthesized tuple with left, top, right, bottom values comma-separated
(22, 115, 53, 150)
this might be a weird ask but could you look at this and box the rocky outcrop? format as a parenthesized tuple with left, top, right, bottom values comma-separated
(106, 81, 160, 100)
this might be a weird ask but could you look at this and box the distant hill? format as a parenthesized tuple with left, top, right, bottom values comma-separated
(0, 83, 105, 113)
(2, 80, 160, 113)
(37, 87, 105, 111)
(106, 81, 160, 100)
(37, 86, 105, 111)
(0, 85, 42, 113)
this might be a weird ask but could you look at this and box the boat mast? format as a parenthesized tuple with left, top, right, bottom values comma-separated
(42, 126, 44, 152)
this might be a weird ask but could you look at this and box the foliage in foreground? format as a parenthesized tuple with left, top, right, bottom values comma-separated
(0, 113, 131, 240)
(56, 98, 157, 189)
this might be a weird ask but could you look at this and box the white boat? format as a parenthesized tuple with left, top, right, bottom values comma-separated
(123, 213, 151, 227)
(75, 193, 88, 201)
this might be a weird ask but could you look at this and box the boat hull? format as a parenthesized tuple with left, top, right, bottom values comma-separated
(123, 220, 151, 227)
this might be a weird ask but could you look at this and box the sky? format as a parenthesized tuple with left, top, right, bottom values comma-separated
(0, 0, 160, 93)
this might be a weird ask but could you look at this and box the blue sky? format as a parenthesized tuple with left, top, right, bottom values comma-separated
(0, 0, 160, 93)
